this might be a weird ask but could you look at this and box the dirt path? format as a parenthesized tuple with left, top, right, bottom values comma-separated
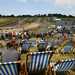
(23, 23, 40, 30)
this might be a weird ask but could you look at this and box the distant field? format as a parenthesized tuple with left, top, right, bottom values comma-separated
(0, 18, 17, 27)
(21, 17, 56, 32)
(0, 17, 56, 33)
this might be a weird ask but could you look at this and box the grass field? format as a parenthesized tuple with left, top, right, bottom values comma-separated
(0, 18, 17, 27)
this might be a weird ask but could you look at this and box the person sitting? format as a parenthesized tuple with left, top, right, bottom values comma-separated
(21, 39, 30, 53)
(37, 39, 47, 52)
(2, 48, 20, 62)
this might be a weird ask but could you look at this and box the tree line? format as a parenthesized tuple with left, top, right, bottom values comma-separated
(0, 14, 75, 18)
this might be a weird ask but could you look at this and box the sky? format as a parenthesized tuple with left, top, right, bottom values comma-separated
(0, 0, 75, 15)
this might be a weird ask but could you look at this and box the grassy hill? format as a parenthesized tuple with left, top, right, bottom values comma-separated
(0, 17, 18, 27)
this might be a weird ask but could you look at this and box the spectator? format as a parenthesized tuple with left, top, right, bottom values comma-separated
(37, 39, 47, 52)
(21, 39, 30, 53)
(2, 48, 20, 62)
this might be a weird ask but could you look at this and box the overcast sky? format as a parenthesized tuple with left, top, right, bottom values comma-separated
(0, 0, 75, 15)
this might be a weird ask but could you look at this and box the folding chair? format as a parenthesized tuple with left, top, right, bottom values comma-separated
(0, 61, 21, 75)
(0, 52, 2, 62)
(63, 45, 73, 53)
(26, 51, 53, 75)
(53, 59, 75, 75)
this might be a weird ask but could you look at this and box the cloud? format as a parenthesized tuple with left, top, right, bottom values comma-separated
(55, 0, 75, 6)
